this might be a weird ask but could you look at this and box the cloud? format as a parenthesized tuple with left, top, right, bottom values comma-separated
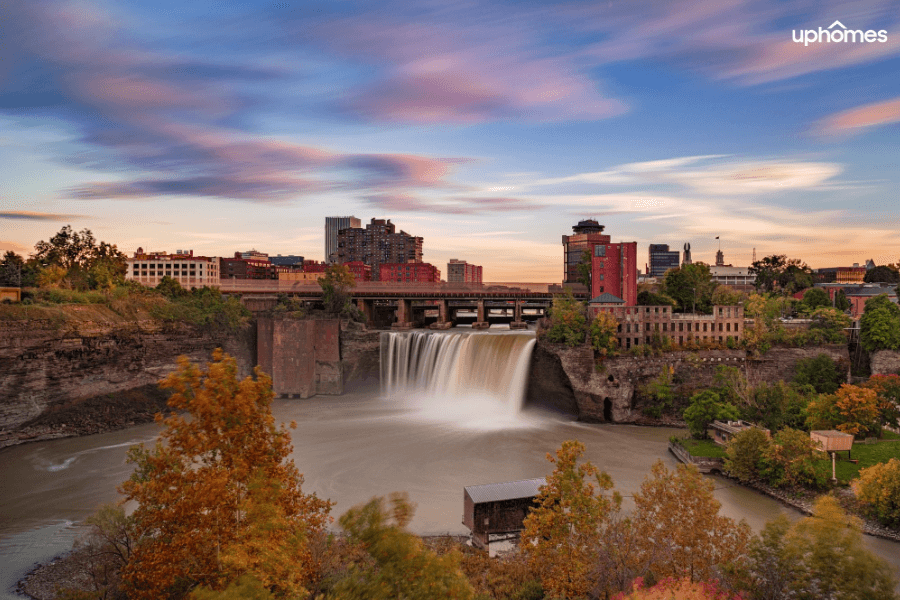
(0, 211, 88, 220)
(819, 97, 900, 135)
(363, 193, 535, 215)
(0, 240, 31, 254)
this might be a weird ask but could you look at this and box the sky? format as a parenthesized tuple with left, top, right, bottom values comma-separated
(2, 0, 899, 282)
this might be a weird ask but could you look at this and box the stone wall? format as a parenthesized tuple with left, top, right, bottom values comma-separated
(256, 316, 343, 398)
(340, 322, 381, 392)
(0, 312, 255, 446)
(537, 341, 850, 423)
(871, 350, 900, 376)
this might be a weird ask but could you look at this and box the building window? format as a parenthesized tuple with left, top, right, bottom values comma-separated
(594, 245, 606, 257)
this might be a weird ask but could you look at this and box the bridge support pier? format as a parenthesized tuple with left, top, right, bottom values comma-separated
(430, 299, 453, 329)
(510, 300, 527, 329)
(357, 299, 374, 328)
(392, 298, 413, 330)
(473, 299, 490, 329)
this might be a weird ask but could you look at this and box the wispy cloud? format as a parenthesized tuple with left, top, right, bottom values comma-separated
(0, 211, 88, 221)
(819, 97, 900, 136)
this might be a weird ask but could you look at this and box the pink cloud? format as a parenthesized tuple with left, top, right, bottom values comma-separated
(819, 97, 900, 135)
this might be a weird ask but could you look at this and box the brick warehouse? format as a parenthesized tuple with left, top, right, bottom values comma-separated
(590, 303, 744, 349)
(562, 220, 638, 305)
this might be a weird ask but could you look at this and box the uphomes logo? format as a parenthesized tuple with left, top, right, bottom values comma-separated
(793, 20, 888, 46)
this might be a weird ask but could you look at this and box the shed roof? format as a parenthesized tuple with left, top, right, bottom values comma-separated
(588, 292, 625, 304)
(464, 478, 546, 504)
(810, 429, 853, 438)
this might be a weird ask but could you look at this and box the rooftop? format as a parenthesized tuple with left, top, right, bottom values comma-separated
(464, 478, 546, 504)
(588, 292, 625, 304)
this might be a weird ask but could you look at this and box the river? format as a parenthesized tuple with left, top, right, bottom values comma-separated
(2, 330, 899, 597)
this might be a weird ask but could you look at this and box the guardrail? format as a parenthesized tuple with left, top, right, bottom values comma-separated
(219, 279, 587, 297)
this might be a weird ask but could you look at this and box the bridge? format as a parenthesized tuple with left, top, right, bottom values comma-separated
(222, 280, 588, 329)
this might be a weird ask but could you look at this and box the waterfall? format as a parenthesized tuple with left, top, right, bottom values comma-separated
(380, 330, 536, 423)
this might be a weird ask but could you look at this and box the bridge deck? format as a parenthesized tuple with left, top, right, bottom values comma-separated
(220, 280, 587, 299)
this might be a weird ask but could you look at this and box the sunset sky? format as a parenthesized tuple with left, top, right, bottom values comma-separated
(2, 0, 899, 281)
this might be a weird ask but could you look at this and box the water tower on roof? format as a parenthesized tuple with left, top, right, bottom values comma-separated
(572, 219, 604, 234)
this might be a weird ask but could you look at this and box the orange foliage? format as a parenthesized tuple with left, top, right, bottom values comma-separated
(615, 577, 745, 599)
(120, 350, 332, 600)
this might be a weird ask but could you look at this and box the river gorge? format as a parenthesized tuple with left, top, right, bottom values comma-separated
(2, 325, 900, 597)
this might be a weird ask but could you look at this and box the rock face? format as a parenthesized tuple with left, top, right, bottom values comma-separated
(535, 341, 851, 423)
(526, 342, 578, 415)
(871, 350, 900, 376)
(0, 310, 255, 448)
(341, 322, 381, 392)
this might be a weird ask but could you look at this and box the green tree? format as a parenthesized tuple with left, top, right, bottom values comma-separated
(862, 374, 900, 432)
(744, 381, 815, 432)
(577, 249, 592, 290)
(191, 576, 274, 600)
(636, 290, 675, 306)
(120, 350, 332, 600)
(589, 310, 619, 357)
(660, 263, 716, 314)
(155, 275, 188, 298)
(521, 440, 617, 600)
(542, 290, 587, 347)
(683, 390, 739, 439)
(711, 285, 744, 306)
(793, 353, 844, 394)
(808, 307, 851, 343)
(864, 265, 900, 284)
(834, 288, 850, 311)
(859, 294, 900, 352)
(0, 251, 25, 287)
(749, 255, 812, 295)
(724, 427, 772, 483)
(331, 493, 475, 600)
(798, 288, 830, 314)
(319, 264, 357, 316)
(31, 226, 127, 290)
(631, 461, 751, 582)
(856, 458, 900, 527)
(762, 428, 825, 488)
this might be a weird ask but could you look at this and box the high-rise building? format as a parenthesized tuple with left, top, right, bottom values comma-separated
(332, 218, 423, 281)
(648, 244, 680, 278)
(447, 259, 483, 283)
(562, 220, 637, 305)
(325, 216, 361, 263)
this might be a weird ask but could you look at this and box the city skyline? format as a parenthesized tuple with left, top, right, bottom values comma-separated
(2, 0, 899, 282)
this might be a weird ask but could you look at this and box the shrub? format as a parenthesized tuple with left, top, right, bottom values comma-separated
(855, 458, 900, 527)
(762, 428, 826, 489)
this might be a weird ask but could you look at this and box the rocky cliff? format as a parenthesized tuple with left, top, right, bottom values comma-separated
(534, 341, 851, 423)
(871, 350, 900, 376)
(0, 306, 255, 448)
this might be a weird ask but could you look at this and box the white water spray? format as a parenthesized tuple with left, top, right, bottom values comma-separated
(380, 330, 536, 427)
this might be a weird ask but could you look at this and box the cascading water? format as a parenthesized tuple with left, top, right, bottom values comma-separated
(380, 330, 537, 427)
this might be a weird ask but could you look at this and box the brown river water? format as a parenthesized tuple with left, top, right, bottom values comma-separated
(2, 329, 899, 596)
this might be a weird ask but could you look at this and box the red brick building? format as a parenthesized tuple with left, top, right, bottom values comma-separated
(220, 252, 299, 280)
(447, 259, 483, 283)
(332, 218, 424, 281)
(562, 220, 638, 305)
(380, 262, 441, 283)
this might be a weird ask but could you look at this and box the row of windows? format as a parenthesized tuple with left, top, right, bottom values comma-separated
(618, 321, 739, 334)
(622, 335, 737, 349)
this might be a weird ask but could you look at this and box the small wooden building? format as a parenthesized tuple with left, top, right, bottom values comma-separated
(811, 430, 854, 457)
(710, 420, 770, 447)
(463, 478, 545, 549)
(0, 287, 21, 303)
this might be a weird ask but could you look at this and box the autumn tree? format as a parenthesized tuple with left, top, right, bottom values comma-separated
(522, 440, 618, 599)
(630, 461, 751, 582)
(319, 263, 356, 316)
(806, 384, 881, 437)
(743, 497, 898, 599)
(590, 310, 619, 357)
(711, 285, 744, 307)
(862, 374, 900, 432)
(330, 493, 475, 600)
(618, 577, 744, 600)
(542, 290, 587, 347)
(120, 350, 332, 600)
(856, 458, 900, 528)
(724, 427, 772, 483)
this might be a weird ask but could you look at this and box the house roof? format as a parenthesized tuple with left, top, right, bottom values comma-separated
(844, 286, 897, 297)
(464, 478, 546, 504)
(588, 292, 625, 304)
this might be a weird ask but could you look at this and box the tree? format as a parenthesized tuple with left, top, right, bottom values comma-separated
(683, 390, 739, 439)
(834, 288, 850, 311)
(521, 440, 617, 600)
(859, 294, 900, 352)
(542, 290, 587, 347)
(749, 255, 812, 295)
(762, 428, 825, 488)
(636, 290, 675, 306)
(319, 264, 356, 316)
(577, 249, 592, 289)
(806, 384, 881, 438)
(724, 427, 772, 483)
(864, 265, 900, 284)
(807, 307, 851, 343)
(856, 458, 900, 528)
(589, 311, 619, 357)
(630, 461, 751, 582)
(331, 493, 475, 600)
(155, 275, 188, 298)
(862, 374, 900, 432)
(31, 226, 127, 290)
(660, 263, 716, 314)
(772, 496, 897, 599)
(618, 577, 744, 600)
(798, 288, 830, 314)
(792, 353, 844, 395)
(744, 381, 814, 432)
(711, 285, 744, 307)
(0, 250, 25, 286)
(120, 350, 332, 600)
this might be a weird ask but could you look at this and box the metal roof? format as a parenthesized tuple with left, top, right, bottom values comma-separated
(588, 292, 625, 304)
(464, 478, 546, 504)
